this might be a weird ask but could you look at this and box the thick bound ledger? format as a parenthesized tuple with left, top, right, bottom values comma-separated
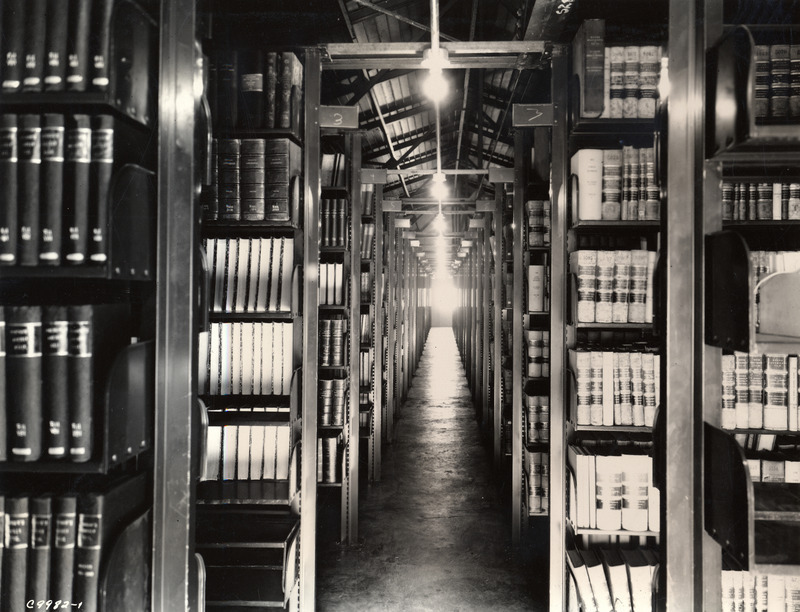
(50, 494, 77, 604)
(68, 304, 94, 461)
(572, 19, 605, 118)
(238, 49, 264, 128)
(6, 306, 43, 461)
(215, 49, 238, 129)
(66, 0, 92, 91)
(64, 114, 91, 264)
(277, 52, 303, 129)
(22, 0, 47, 91)
(0, 308, 5, 461)
(89, 115, 114, 263)
(18, 114, 42, 266)
(43, 305, 70, 458)
(1, 496, 30, 611)
(27, 495, 52, 604)
(2, 0, 25, 91)
(40, 113, 65, 264)
(44, 0, 69, 91)
(264, 51, 278, 128)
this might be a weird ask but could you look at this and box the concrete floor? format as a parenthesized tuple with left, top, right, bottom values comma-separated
(317, 327, 547, 611)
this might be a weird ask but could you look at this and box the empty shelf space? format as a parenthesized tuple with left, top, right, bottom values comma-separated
(197, 480, 291, 505)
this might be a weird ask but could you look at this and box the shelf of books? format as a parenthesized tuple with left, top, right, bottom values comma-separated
(701, 3, 800, 607)
(0, 1, 159, 609)
(193, 30, 313, 609)
(358, 179, 383, 481)
(316, 129, 361, 545)
(553, 17, 669, 611)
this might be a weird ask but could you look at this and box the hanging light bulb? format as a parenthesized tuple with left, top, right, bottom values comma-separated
(430, 172, 448, 201)
(421, 48, 450, 104)
(433, 210, 446, 235)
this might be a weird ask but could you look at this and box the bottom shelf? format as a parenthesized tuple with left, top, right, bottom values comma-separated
(197, 480, 290, 505)
(204, 566, 284, 609)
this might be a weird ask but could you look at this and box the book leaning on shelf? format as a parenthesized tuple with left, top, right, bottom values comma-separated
(203, 418, 291, 482)
(202, 322, 294, 396)
(206, 237, 294, 313)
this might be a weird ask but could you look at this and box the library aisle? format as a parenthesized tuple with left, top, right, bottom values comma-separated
(318, 327, 546, 611)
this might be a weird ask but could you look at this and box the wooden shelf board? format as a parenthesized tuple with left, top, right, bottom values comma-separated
(0, 265, 110, 280)
(207, 412, 291, 425)
(573, 527, 659, 537)
(0, 460, 107, 474)
(574, 321, 654, 330)
(570, 118, 657, 135)
(209, 311, 297, 322)
(217, 126, 302, 145)
(574, 425, 653, 434)
(321, 186, 350, 197)
(202, 220, 300, 235)
(570, 220, 661, 231)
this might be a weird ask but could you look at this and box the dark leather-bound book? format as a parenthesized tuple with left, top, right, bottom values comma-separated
(65, 0, 91, 91)
(40, 113, 65, 264)
(0, 114, 18, 264)
(27, 495, 52, 604)
(63, 114, 91, 264)
(88, 115, 113, 263)
(89, 0, 114, 91)
(50, 494, 77, 604)
(22, 0, 47, 91)
(67, 304, 93, 462)
(2, 0, 26, 91)
(238, 49, 264, 129)
(42, 305, 69, 459)
(2, 496, 29, 610)
(44, 0, 69, 90)
(18, 114, 42, 266)
(6, 305, 43, 461)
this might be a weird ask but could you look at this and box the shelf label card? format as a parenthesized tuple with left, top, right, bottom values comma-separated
(319, 106, 359, 129)
(512, 104, 554, 127)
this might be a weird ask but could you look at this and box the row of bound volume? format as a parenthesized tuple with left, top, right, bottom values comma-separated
(200, 322, 293, 396)
(567, 546, 659, 612)
(210, 49, 303, 131)
(205, 237, 294, 313)
(721, 571, 800, 612)
(524, 450, 549, 514)
(203, 419, 291, 482)
(746, 455, 800, 483)
(722, 181, 800, 221)
(0, 303, 130, 463)
(0, 473, 146, 612)
(1, 0, 121, 93)
(0, 114, 117, 267)
(570, 348, 661, 428)
(721, 351, 800, 432)
(320, 198, 348, 249)
(567, 445, 659, 533)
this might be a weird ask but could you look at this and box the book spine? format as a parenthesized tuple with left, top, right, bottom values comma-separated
(0, 309, 5, 460)
(89, 0, 114, 91)
(770, 44, 791, 120)
(638, 45, 660, 119)
(22, 0, 47, 91)
(40, 113, 65, 264)
(215, 49, 238, 130)
(628, 250, 649, 323)
(6, 306, 43, 460)
(612, 249, 631, 323)
(73, 493, 102, 612)
(1, 497, 29, 611)
(18, 114, 42, 266)
(277, 52, 293, 129)
(578, 19, 605, 118)
(50, 495, 77, 604)
(594, 250, 614, 323)
(67, 305, 93, 462)
(574, 249, 597, 323)
(2, 0, 25, 91)
(574, 351, 591, 426)
(618, 351, 633, 425)
(572, 149, 603, 221)
(0, 114, 19, 264)
(238, 49, 264, 129)
(748, 353, 764, 429)
(642, 352, 657, 426)
(721, 353, 737, 430)
(763, 353, 789, 431)
(88, 115, 113, 263)
(601, 148, 622, 220)
(27, 496, 52, 604)
(64, 114, 91, 264)
(590, 351, 604, 426)
(630, 352, 645, 426)
(44, 0, 69, 91)
(623, 45, 640, 119)
(264, 52, 278, 129)
(66, 0, 92, 91)
(218, 139, 241, 221)
(792, 45, 800, 119)
(790, 355, 799, 432)
(42, 305, 69, 458)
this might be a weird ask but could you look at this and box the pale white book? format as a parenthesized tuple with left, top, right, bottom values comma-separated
(568, 445, 590, 529)
(252, 321, 263, 394)
(235, 238, 250, 313)
(248, 425, 265, 480)
(236, 424, 251, 480)
(600, 549, 633, 612)
(588, 452, 597, 529)
(198, 330, 209, 395)
(595, 454, 622, 531)
(620, 548, 653, 612)
(225, 238, 238, 313)
(269, 238, 282, 311)
(590, 351, 605, 426)
(645, 251, 656, 323)
(247, 238, 260, 312)
(240, 322, 254, 395)
(528, 264, 545, 312)
(213, 238, 226, 312)
(602, 351, 615, 426)
(789, 355, 799, 431)
(280, 238, 294, 312)
(276, 424, 291, 479)
(648, 485, 660, 532)
(204, 425, 222, 481)
(230, 322, 242, 395)
(255, 238, 272, 312)
(220, 323, 233, 395)
(595, 251, 615, 322)
(630, 352, 645, 426)
(566, 549, 598, 612)
(767, 575, 785, 612)
(281, 322, 293, 394)
(263, 425, 277, 480)
(334, 262, 344, 305)
(571, 149, 604, 221)
(262, 323, 274, 395)
(273, 323, 284, 395)
(209, 323, 221, 395)
(618, 352, 633, 426)
(222, 425, 238, 480)
(621, 453, 650, 532)
(582, 549, 614, 612)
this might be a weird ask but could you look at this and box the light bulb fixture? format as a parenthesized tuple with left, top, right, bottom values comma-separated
(420, 48, 450, 104)
(430, 172, 448, 201)
(433, 210, 446, 235)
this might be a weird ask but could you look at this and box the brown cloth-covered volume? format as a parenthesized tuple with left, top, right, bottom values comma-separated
(1, 0, 25, 91)
(0, 114, 18, 264)
(68, 304, 94, 462)
(50, 494, 77, 604)
(66, 0, 92, 91)
(27, 495, 53, 605)
(89, 0, 115, 91)
(6, 306, 43, 461)
(22, 0, 47, 91)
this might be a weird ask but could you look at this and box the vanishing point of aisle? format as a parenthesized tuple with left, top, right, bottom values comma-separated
(318, 327, 546, 611)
